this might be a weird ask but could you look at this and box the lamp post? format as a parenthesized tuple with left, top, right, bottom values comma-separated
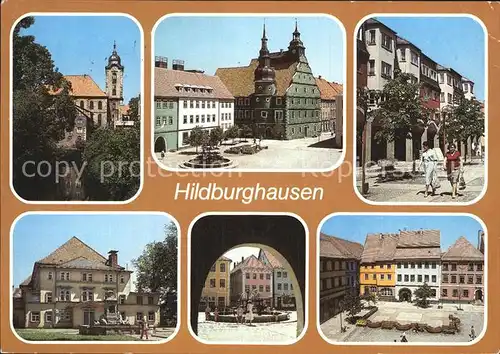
(339, 300, 344, 333)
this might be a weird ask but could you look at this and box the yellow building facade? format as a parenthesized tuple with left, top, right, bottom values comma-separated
(200, 256, 232, 310)
(359, 263, 396, 298)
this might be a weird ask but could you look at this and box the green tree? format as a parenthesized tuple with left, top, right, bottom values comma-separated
(127, 94, 140, 122)
(341, 291, 362, 319)
(224, 125, 239, 143)
(362, 292, 377, 307)
(82, 125, 140, 201)
(209, 126, 224, 148)
(444, 92, 484, 161)
(414, 282, 433, 308)
(272, 123, 285, 139)
(12, 16, 77, 200)
(242, 124, 253, 140)
(132, 222, 178, 325)
(189, 126, 204, 153)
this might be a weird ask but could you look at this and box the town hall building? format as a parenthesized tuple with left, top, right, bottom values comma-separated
(216, 22, 322, 140)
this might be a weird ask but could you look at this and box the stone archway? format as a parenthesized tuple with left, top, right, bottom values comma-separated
(189, 215, 306, 337)
(475, 289, 483, 301)
(154, 136, 166, 153)
(399, 288, 412, 302)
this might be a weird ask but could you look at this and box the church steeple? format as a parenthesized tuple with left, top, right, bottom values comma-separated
(255, 22, 275, 82)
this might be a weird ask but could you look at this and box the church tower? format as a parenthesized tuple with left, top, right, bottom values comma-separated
(105, 41, 124, 127)
(253, 24, 276, 130)
(287, 20, 306, 59)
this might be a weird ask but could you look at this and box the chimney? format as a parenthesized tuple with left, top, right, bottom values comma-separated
(172, 59, 185, 71)
(155, 56, 168, 69)
(241, 256, 244, 263)
(108, 250, 118, 267)
(318, 75, 322, 79)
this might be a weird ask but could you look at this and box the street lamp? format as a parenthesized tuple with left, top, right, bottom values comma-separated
(339, 300, 345, 333)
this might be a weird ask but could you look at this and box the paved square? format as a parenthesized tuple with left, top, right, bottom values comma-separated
(196, 311, 298, 343)
(157, 135, 343, 170)
(321, 301, 484, 343)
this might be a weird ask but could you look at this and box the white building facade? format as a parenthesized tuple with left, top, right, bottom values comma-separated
(395, 259, 441, 301)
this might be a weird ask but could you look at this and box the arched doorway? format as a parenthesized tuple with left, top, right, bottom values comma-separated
(265, 127, 273, 139)
(189, 215, 306, 339)
(475, 289, 483, 301)
(399, 288, 412, 302)
(154, 136, 166, 152)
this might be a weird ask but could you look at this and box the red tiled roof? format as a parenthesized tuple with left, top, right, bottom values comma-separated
(258, 249, 283, 268)
(216, 58, 298, 97)
(155, 67, 234, 99)
(397, 229, 440, 247)
(315, 77, 343, 100)
(320, 233, 363, 260)
(361, 233, 399, 263)
(231, 254, 271, 274)
(19, 275, 32, 287)
(50, 75, 107, 97)
(36, 236, 124, 270)
(442, 236, 484, 261)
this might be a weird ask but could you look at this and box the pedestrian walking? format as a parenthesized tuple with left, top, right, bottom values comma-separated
(443, 143, 462, 199)
(214, 307, 219, 322)
(469, 325, 476, 340)
(160, 150, 165, 160)
(205, 305, 211, 321)
(419, 141, 440, 197)
(140, 316, 149, 340)
(400, 332, 408, 342)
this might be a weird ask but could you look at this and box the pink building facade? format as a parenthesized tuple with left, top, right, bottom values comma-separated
(230, 255, 273, 306)
(441, 236, 484, 303)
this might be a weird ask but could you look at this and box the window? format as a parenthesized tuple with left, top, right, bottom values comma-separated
(252, 285, 257, 290)
(372, 274, 376, 280)
(210, 279, 216, 288)
(259, 285, 264, 292)
(476, 275, 482, 284)
(440, 93, 445, 102)
(196, 115, 200, 123)
(462, 289, 469, 298)
(148, 311, 155, 321)
(137, 296, 143, 305)
(169, 101, 174, 109)
(120, 275, 125, 284)
(219, 263, 226, 272)
(388, 274, 392, 280)
(212, 114, 216, 122)
(277, 283, 282, 290)
(45, 292, 52, 303)
(404, 275, 409, 282)
(162, 116, 167, 125)
(196, 101, 200, 108)
(266, 273, 271, 280)
(368, 60, 375, 75)
(89, 101, 94, 109)
(245, 285, 250, 292)
(432, 275, 437, 283)
(284, 283, 289, 291)
(400, 48, 406, 61)
(442, 289, 448, 297)
(467, 263, 474, 271)
(477, 264, 483, 271)
(82, 273, 92, 282)
(277, 271, 282, 278)
(418, 275, 422, 283)
(404, 262, 408, 269)
(82, 290, 93, 302)
(136, 312, 143, 321)
(261, 111, 268, 118)
(189, 115, 194, 124)
(283, 271, 288, 278)
(183, 115, 187, 124)
(410, 275, 415, 282)
(424, 275, 429, 282)
(410, 262, 415, 269)
(451, 275, 457, 283)
(245, 273, 250, 279)
(265, 285, 270, 292)
(381, 274, 385, 280)
(453, 289, 458, 297)
(397, 263, 401, 269)
(468, 276, 474, 284)
(464, 84, 468, 93)
(447, 74, 452, 85)
(448, 93, 453, 103)
(443, 275, 448, 283)
(220, 279, 226, 288)
(119, 295, 126, 304)
(451, 264, 457, 271)
(252, 273, 257, 279)
(201, 115, 205, 123)
(459, 275, 465, 284)
(59, 289, 70, 301)
(368, 29, 376, 45)
(98, 101, 103, 110)
(381, 61, 392, 78)
(48, 272, 53, 280)
(410, 51, 418, 65)
(381, 33, 392, 51)
(202, 101, 205, 109)
(30, 312, 40, 322)
(431, 262, 436, 269)
(425, 262, 429, 269)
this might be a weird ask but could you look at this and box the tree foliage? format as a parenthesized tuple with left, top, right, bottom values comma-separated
(132, 222, 178, 302)
(341, 291, 362, 319)
(82, 124, 140, 201)
(209, 126, 224, 148)
(127, 95, 141, 122)
(414, 282, 433, 308)
(188, 126, 204, 153)
(241, 124, 253, 139)
(444, 92, 484, 146)
(12, 16, 77, 200)
(371, 72, 429, 143)
(224, 125, 239, 143)
(362, 292, 377, 307)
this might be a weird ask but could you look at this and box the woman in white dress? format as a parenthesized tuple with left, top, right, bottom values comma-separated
(245, 300, 254, 325)
(419, 141, 440, 197)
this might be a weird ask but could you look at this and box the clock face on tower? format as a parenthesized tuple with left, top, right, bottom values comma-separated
(258, 86, 263, 91)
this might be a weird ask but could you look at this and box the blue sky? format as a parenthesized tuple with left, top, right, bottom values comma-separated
(12, 214, 174, 287)
(321, 215, 484, 251)
(154, 15, 344, 84)
(20, 15, 142, 103)
(376, 16, 485, 100)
